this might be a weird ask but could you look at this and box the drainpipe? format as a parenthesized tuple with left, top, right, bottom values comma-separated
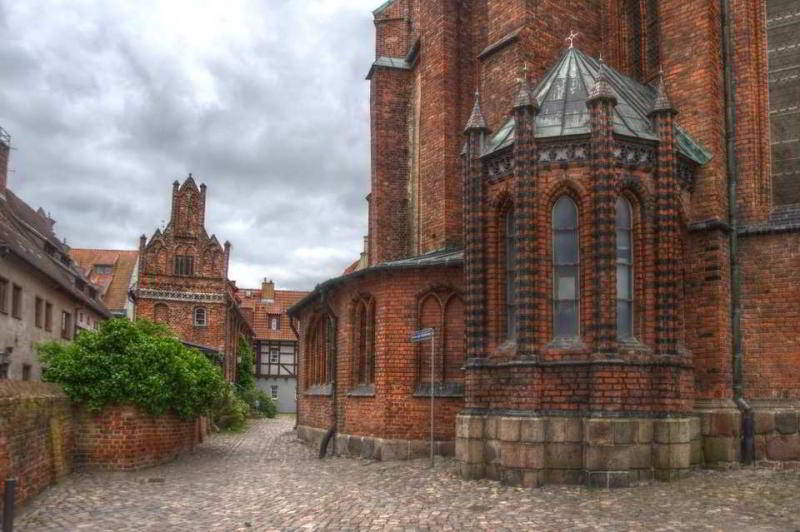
(721, 0, 753, 464)
(318, 288, 339, 458)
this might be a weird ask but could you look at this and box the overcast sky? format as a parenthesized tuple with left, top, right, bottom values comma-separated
(0, 0, 378, 291)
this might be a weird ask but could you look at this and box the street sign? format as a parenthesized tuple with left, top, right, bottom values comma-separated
(410, 328, 434, 342)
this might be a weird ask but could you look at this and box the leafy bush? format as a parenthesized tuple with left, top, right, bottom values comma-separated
(37, 318, 225, 419)
(211, 382, 249, 431)
(239, 386, 278, 418)
(235, 337, 277, 418)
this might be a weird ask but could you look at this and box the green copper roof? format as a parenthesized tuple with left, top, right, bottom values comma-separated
(483, 47, 712, 166)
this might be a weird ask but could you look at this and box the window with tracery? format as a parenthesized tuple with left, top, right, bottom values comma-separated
(194, 307, 207, 327)
(352, 296, 375, 386)
(305, 314, 331, 389)
(553, 196, 580, 338)
(624, 0, 661, 81)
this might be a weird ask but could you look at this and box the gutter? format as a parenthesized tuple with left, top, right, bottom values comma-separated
(721, 0, 753, 464)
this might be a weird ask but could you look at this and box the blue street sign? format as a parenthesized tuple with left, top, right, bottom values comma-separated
(410, 328, 434, 342)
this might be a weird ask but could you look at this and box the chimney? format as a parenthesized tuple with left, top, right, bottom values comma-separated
(199, 183, 207, 228)
(261, 278, 275, 301)
(0, 127, 10, 194)
(170, 180, 180, 225)
(223, 241, 231, 278)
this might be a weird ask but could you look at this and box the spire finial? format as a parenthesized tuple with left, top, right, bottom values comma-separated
(565, 30, 579, 49)
(649, 64, 676, 115)
(513, 62, 538, 110)
(464, 89, 488, 132)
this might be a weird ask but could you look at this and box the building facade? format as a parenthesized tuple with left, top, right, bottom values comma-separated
(0, 127, 111, 381)
(238, 280, 308, 413)
(134, 176, 253, 381)
(292, 0, 800, 485)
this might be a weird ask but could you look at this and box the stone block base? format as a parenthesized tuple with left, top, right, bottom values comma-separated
(296, 425, 454, 461)
(455, 414, 699, 488)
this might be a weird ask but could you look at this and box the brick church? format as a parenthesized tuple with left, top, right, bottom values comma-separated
(290, 0, 799, 486)
(135, 176, 253, 381)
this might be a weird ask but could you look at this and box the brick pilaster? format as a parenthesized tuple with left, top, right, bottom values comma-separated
(586, 65, 618, 355)
(649, 74, 680, 355)
(512, 76, 539, 358)
(464, 93, 488, 359)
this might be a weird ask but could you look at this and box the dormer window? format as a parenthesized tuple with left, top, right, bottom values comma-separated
(175, 255, 194, 276)
(94, 264, 113, 275)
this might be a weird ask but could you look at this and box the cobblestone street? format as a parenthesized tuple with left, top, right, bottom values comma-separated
(15, 416, 800, 531)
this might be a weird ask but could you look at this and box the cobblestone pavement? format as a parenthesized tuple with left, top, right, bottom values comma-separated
(16, 416, 800, 531)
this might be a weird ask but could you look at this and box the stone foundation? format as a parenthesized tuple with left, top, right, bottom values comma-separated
(296, 425, 455, 461)
(455, 413, 701, 488)
(696, 400, 800, 469)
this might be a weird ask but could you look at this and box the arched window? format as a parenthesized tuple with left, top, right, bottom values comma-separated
(616, 197, 634, 339)
(353, 297, 375, 386)
(193, 307, 207, 326)
(504, 209, 517, 340)
(305, 315, 330, 389)
(553, 196, 579, 338)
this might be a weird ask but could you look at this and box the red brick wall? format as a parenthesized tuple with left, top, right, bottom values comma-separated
(739, 232, 800, 400)
(296, 265, 465, 441)
(74, 406, 203, 470)
(0, 382, 73, 514)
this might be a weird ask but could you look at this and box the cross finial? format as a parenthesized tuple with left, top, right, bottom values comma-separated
(566, 30, 579, 49)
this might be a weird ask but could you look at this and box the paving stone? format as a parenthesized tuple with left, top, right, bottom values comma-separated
(13, 416, 800, 531)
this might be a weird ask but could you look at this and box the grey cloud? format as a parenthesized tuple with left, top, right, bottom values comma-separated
(1, 0, 378, 290)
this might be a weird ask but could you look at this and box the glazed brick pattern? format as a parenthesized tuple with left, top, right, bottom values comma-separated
(296, 266, 464, 443)
(74, 405, 203, 471)
(0, 382, 73, 514)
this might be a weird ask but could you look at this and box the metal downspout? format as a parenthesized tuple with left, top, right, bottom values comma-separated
(289, 316, 301, 431)
(721, 0, 753, 464)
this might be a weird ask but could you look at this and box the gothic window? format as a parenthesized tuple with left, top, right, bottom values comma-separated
(174, 255, 194, 276)
(504, 209, 517, 340)
(305, 314, 331, 389)
(417, 295, 441, 384)
(352, 296, 375, 386)
(154, 303, 168, 324)
(767, 0, 800, 205)
(616, 197, 634, 339)
(442, 295, 465, 382)
(553, 196, 580, 338)
(415, 290, 464, 390)
(194, 307, 207, 327)
(624, 0, 661, 81)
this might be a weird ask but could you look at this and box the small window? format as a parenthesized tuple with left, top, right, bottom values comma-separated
(270, 349, 280, 364)
(61, 311, 72, 340)
(193, 307, 207, 326)
(94, 264, 113, 275)
(0, 277, 8, 314)
(35, 297, 43, 328)
(270, 315, 280, 330)
(22, 364, 31, 381)
(270, 385, 278, 399)
(45, 301, 53, 331)
(174, 255, 194, 276)
(11, 284, 22, 319)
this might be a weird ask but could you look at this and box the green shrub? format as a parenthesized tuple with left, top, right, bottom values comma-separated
(37, 318, 225, 419)
(234, 337, 277, 418)
(211, 382, 249, 431)
(239, 386, 278, 418)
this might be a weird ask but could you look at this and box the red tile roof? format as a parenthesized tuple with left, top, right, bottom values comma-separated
(69, 249, 139, 313)
(237, 288, 308, 341)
